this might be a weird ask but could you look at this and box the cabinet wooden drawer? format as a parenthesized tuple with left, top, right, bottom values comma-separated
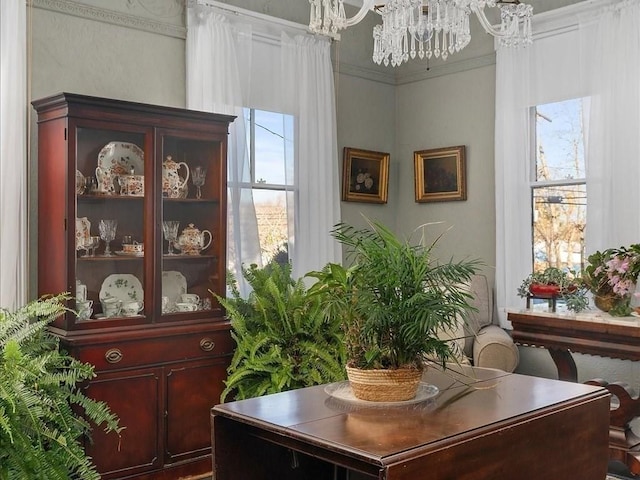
(74, 329, 233, 371)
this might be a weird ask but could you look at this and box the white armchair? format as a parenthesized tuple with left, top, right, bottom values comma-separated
(437, 274, 519, 372)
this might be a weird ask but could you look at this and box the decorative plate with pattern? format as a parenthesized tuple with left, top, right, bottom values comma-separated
(97, 142, 144, 176)
(162, 270, 187, 309)
(99, 273, 144, 302)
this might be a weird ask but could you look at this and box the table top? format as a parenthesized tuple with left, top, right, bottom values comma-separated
(509, 308, 640, 361)
(212, 364, 607, 463)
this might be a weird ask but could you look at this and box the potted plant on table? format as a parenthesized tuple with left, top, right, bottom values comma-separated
(517, 266, 588, 313)
(581, 244, 640, 316)
(0, 294, 121, 479)
(307, 220, 482, 402)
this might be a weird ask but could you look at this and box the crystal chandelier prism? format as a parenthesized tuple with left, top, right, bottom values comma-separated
(309, 0, 533, 67)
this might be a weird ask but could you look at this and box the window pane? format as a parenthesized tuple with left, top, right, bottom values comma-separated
(253, 110, 294, 186)
(253, 190, 289, 266)
(532, 184, 586, 272)
(536, 99, 585, 181)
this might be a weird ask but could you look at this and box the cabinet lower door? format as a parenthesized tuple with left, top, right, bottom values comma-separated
(165, 358, 228, 464)
(84, 368, 162, 479)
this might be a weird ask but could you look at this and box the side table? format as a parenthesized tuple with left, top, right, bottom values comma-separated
(508, 309, 640, 476)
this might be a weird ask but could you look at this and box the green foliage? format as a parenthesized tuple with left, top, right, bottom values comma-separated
(0, 294, 122, 480)
(216, 263, 347, 402)
(516, 267, 589, 312)
(307, 220, 482, 370)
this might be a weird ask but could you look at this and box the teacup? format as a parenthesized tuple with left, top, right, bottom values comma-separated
(180, 293, 200, 305)
(77, 307, 93, 321)
(101, 297, 122, 318)
(175, 302, 198, 312)
(122, 241, 143, 254)
(121, 300, 143, 317)
(76, 299, 93, 320)
(118, 174, 144, 197)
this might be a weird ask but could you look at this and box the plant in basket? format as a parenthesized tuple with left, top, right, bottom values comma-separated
(517, 267, 588, 313)
(307, 219, 482, 402)
(581, 244, 640, 316)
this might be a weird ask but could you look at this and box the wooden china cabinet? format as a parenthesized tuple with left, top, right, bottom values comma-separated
(32, 93, 235, 480)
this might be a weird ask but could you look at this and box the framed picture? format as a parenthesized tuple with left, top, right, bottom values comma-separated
(414, 145, 467, 203)
(342, 147, 389, 204)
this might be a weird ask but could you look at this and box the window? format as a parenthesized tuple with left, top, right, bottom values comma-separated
(531, 98, 587, 273)
(245, 108, 294, 266)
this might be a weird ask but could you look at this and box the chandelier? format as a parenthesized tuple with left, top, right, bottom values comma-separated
(309, 0, 533, 67)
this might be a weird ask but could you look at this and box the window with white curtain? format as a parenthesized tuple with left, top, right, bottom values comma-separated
(244, 108, 294, 266)
(495, 0, 640, 326)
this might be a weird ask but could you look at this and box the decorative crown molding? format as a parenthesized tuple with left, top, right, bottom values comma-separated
(32, 0, 187, 39)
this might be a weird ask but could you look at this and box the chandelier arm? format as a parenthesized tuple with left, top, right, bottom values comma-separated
(472, 5, 514, 39)
(344, 0, 377, 27)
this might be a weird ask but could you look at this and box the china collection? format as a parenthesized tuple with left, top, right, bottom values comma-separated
(75, 271, 212, 320)
(74, 141, 214, 320)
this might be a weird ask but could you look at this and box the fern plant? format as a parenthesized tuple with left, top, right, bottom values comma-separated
(0, 294, 121, 480)
(217, 262, 347, 401)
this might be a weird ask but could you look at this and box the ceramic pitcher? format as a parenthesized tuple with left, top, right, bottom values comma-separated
(95, 166, 116, 195)
(162, 156, 190, 198)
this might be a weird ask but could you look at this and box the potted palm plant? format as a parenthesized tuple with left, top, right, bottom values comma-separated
(307, 220, 482, 402)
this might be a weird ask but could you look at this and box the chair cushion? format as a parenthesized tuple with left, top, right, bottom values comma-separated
(473, 325, 519, 373)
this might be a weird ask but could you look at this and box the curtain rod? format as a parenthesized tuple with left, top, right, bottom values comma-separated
(189, 0, 340, 40)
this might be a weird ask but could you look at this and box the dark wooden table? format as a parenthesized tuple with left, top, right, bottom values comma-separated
(509, 309, 640, 476)
(211, 366, 610, 479)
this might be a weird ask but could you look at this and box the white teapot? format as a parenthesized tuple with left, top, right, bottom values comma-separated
(162, 155, 189, 198)
(176, 223, 212, 255)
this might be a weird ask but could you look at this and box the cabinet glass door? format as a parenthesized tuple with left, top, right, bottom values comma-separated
(159, 133, 223, 317)
(74, 126, 148, 323)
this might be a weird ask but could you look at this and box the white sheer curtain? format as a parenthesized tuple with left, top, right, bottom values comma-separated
(186, 2, 341, 290)
(186, 5, 261, 296)
(580, 0, 640, 251)
(494, 47, 532, 327)
(0, 0, 27, 310)
(280, 32, 341, 280)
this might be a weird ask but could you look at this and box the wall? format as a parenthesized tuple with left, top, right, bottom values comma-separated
(29, 0, 640, 396)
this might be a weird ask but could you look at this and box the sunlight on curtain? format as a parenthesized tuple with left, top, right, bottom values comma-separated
(186, 3, 341, 291)
(0, 1, 27, 310)
(186, 5, 261, 296)
(280, 32, 341, 280)
(494, 47, 533, 328)
(580, 0, 640, 251)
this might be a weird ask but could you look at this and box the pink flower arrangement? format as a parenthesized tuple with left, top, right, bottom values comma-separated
(583, 244, 640, 316)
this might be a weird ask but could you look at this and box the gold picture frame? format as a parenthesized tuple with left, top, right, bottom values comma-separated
(414, 146, 467, 203)
(342, 147, 389, 204)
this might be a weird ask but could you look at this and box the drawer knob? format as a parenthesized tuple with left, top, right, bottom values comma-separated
(200, 337, 215, 352)
(105, 348, 123, 363)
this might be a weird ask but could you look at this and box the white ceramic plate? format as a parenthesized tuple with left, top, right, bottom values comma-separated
(324, 381, 439, 406)
(162, 270, 187, 309)
(97, 142, 144, 176)
(99, 273, 144, 302)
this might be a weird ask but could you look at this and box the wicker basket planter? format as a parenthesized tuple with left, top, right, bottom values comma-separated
(346, 365, 423, 402)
